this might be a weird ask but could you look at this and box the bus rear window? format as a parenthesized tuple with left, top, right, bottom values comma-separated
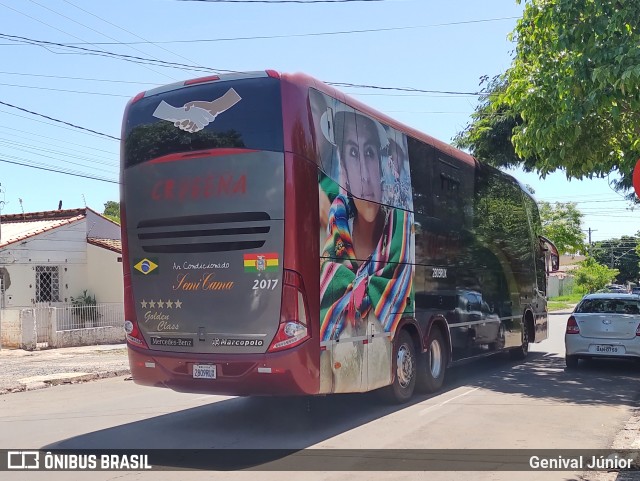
(123, 77, 283, 167)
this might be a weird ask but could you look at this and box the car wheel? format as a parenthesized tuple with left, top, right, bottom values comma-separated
(381, 330, 416, 404)
(416, 328, 446, 394)
(509, 320, 530, 360)
(565, 355, 579, 369)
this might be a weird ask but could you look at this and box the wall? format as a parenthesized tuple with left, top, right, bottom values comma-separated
(86, 210, 120, 240)
(548, 275, 575, 298)
(1, 304, 125, 350)
(0, 264, 34, 307)
(86, 244, 124, 303)
(0, 220, 88, 307)
(51, 326, 124, 348)
(0, 308, 21, 348)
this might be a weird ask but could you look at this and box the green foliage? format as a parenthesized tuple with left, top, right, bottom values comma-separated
(456, 1, 640, 198)
(103, 201, 120, 224)
(573, 257, 620, 293)
(547, 291, 585, 311)
(70, 290, 100, 326)
(591, 236, 640, 283)
(454, 75, 539, 172)
(538, 201, 585, 254)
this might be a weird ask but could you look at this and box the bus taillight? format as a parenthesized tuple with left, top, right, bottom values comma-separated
(268, 269, 310, 352)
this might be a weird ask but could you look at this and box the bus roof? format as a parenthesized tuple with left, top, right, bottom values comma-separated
(279, 71, 477, 170)
(128, 69, 477, 170)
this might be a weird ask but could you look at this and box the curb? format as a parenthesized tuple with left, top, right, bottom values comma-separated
(0, 369, 131, 396)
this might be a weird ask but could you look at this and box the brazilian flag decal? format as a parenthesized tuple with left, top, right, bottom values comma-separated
(133, 258, 159, 275)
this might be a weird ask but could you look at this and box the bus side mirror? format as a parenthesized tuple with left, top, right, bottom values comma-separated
(539, 235, 560, 273)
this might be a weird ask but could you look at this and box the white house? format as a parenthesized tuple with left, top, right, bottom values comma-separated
(0, 207, 124, 348)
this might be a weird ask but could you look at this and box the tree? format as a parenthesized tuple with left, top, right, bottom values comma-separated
(103, 201, 120, 224)
(591, 236, 640, 283)
(538, 201, 585, 255)
(573, 257, 619, 293)
(455, 1, 640, 197)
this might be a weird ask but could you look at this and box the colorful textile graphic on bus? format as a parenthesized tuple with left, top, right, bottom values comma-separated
(243, 253, 279, 272)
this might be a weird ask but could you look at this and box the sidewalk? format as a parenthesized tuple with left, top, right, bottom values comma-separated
(0, 343, 130, 395)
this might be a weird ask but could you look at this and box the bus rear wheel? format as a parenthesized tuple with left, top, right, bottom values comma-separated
(381, 330, 416, 404)
(416, 328, 446, 393)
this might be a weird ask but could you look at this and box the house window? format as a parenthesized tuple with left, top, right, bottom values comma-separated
(36, 266, 60, 302)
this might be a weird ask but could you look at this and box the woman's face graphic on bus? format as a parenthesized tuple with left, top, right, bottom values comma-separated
(340, 115, 382, 223)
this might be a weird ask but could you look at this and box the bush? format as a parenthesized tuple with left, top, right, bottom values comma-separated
(70, 290, 100, 327)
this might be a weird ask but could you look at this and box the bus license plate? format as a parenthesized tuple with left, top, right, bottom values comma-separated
(193, 364, 216, 379)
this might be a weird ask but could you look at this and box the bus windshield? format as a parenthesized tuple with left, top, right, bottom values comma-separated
(123, 76, 283, 167)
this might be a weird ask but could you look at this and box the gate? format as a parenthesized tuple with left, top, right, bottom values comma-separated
(32, 304, 53, 348)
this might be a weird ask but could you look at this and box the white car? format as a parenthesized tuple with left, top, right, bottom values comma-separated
(565, 293, 640, 368)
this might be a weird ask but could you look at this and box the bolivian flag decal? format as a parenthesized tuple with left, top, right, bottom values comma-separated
(133, 258, 159, 275)
(244, 253, 278, 273)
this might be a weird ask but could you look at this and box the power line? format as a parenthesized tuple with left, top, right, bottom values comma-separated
(0, 157, 118, 184)
(0, 16, 519, 46)
(328, 81, 479, 95)
(0, 107, 116, 142)
(0, 70, 160, 85)
(0, 125, 117, 155)
(0, 138, 117, 168)
(0, 100, 119, 140)
(0, 33, 489, 95)
(19, 0, 179, 82)
(0, 33, 219, 75)
(177, 0, 384, 3)
(61, 0, 208, 79)
(0, 82, 130, 97)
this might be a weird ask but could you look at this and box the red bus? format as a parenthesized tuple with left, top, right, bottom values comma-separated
(120, 70, 558, 403)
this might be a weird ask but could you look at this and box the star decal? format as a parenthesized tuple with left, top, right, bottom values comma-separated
(166, 300, 174, 309)
(149, 300, 156, 308)
(157, 300, 165, 308)
(140, 300, 148, 308)
(174, 300, 182, 309)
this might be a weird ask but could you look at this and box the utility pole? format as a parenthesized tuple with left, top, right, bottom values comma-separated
(611, 242, 614, 268)
(0, 183, 5, 243)
(582, 227, 597, 255)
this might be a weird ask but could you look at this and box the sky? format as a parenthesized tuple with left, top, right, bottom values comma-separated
(0, 0, 637, 244)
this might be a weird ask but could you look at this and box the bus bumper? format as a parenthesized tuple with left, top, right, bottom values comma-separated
(126, 342, 319, 396)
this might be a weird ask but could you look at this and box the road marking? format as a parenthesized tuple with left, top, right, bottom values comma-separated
(419, 387, 481, 416)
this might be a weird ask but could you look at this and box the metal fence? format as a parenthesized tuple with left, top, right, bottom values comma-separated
(55, 303, 124, 331)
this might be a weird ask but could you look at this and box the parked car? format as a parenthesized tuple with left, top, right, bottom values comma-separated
(565, 293, 640, 368)
(598, 284, 629, 294)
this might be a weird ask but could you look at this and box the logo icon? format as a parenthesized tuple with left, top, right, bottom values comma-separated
(152, 88, 242, 133)
(134, 258, 159, 275)
(7, 451, 39, 470)
(243, 253, 278, 273)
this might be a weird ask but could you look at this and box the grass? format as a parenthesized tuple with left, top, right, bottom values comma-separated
(548, 292, 584, 311)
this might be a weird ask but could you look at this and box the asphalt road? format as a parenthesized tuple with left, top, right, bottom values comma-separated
(1, 310, 639, 481)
